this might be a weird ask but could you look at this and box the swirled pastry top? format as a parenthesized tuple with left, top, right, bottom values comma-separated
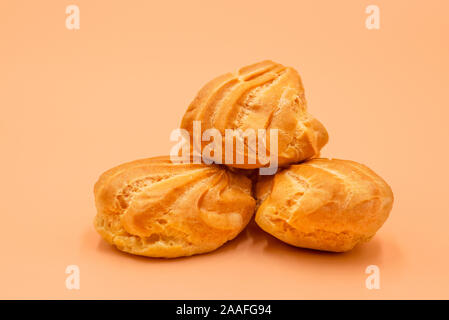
(255, 158, 394, 252)
(180, 60, 329, 168)
(94, 156, 256, 258)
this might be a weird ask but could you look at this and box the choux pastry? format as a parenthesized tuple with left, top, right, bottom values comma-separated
(255, 159, 394, 252)
(94, 60, 394, 258)
(94, 156, 256, 258)
(180, 60, 329, 169)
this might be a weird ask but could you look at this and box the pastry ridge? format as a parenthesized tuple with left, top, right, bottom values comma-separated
(255, 158, 393, 252)
(180, 60, 329, 168)
(94, 156, 256, 258)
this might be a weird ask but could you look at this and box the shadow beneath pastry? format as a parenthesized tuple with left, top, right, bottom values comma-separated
(94, 227, 257, 263)
(93, 219, 266, 262)
(95, 238, 209, 263)
(236, 219, 387, 264)
(93, 219, 390, 266)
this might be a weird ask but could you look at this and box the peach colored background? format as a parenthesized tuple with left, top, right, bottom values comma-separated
(1, 0, 448, 299)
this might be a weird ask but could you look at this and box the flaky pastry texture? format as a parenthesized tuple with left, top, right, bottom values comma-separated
(255, 159, 394, 252)
(94, 156, 256, 258)
(180, 60, 328, 169)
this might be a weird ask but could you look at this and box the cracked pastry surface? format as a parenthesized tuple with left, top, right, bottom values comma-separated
(180, 60, 329, 169)
(94, 156, 256, 258)
(255, 159, 394, 252)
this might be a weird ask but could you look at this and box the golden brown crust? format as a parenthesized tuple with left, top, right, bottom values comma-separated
(180, 60, 329, 169)
(255, 159, 394, 252)
(94, 156, 256, 258)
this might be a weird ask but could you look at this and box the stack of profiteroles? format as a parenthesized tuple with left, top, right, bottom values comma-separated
(93, 61, 394, 258)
